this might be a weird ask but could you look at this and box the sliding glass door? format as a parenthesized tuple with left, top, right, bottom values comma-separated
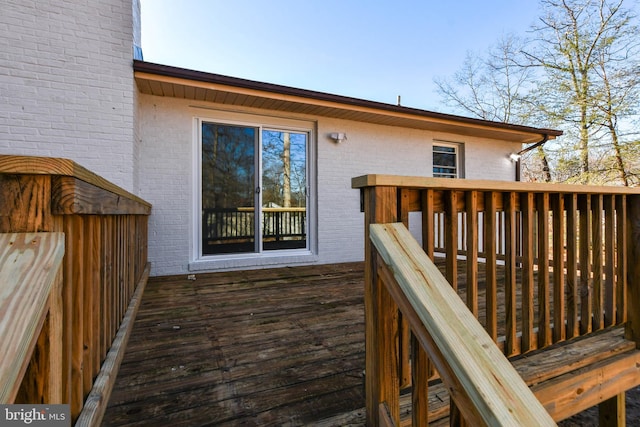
(201, 121, 308, 256)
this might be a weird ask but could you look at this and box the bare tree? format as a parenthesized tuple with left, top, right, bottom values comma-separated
(435, 34, 554, 181)
(435, 0, 640, 185)
(591, 7, 640, 185)
(435, 34, 534, 123)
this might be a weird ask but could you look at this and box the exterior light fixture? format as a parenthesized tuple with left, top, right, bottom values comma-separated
(509, 153, 522, 162)
(330, 133, 347, 144)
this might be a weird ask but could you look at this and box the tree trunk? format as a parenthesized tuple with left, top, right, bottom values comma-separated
(609, 124, 629, 186)
(538, 146, 552, 182)
(283, 132, 291, 207)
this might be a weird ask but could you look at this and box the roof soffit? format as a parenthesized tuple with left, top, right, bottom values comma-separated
(134, 64, 562, 144)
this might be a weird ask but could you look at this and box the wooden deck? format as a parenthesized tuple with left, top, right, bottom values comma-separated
(102, 262, 638, 426)
(103, 263, 367, 426)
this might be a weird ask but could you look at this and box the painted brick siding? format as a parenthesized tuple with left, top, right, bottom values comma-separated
(0, 0, 139, 192)
(137, 96, 193, 276)
(137, 95, 519, 276)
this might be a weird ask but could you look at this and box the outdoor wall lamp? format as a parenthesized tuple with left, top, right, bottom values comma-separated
(329, 132, 347, 144)
(509, 153, 522, 162)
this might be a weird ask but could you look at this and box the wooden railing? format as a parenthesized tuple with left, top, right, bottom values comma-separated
(0, 233, 65, 404)
(0, 155, 151, 426)
(369, 223, 555, 426)
(353, 174, 640, 425)
(202, 207, 307, 253)
(203, 207, 306, 242)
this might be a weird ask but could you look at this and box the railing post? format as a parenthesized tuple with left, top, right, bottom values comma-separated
(626, 195, 640, 346)
(363, 186, 398, 426)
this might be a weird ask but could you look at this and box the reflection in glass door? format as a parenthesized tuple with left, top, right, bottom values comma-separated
(261, 130, 307, 251)
(201, 122, 256, 255)
(201, 122, 308, 256)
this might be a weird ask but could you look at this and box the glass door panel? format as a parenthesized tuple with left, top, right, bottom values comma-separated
(201, 122, 257, 255)
(261, 130, 307, 251)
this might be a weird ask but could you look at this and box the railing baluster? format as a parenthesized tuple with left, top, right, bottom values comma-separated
(466, 191, 479, 317)
(552, 193, 566, 343)
(505, 191, 519, 356)
(537, 193, 552, 348)
(422, 189, 435, 258)
(445, 190, 459, 291)
(69, 216, 85, 419)
(604, 195, 615, 327)
(484, 191, 498, 342)
(565, 193, 579, 339)
(377, 264, 401, 425)
(592, 194, 604, 330)
(616, 195, 627, 324)
(521, 192, 536, 352)
(411, 333, 429, 427)
(579, 194, 593, 335)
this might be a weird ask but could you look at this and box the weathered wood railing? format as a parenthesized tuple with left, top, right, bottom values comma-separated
(0, 155, 151, 426)
(370, 222, 555, 426)
(353, 174, 640, 425)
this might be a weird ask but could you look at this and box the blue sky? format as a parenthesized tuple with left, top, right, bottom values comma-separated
(140, 1, 544, 111)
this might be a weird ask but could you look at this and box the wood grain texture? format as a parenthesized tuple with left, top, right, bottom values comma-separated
(370, 222, 555, 426)
(363, 186, 398, 427)
(52, 177, 151, 215)
(0, 175, 53, 233)
(0, 232, 65, 403)
(0, 155, 150, 209)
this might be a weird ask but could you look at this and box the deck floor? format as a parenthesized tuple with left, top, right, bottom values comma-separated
(102, 262, 635, 426)
(103, 263, 367, 426)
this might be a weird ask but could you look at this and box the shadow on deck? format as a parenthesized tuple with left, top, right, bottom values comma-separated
(103, 262, 639, 426)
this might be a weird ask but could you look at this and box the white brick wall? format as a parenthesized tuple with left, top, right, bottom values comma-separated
(0, 0, 522, 276)
(137, 95, 519, 276)
(0, 0, 139, 192)
(137, 96, 194, 276)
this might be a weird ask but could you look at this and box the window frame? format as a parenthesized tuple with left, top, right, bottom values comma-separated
(191, 112, 317, 269)
(433, 141, 464, 179)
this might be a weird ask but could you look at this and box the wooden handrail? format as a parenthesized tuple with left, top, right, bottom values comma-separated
(0, 155, 150, 208)
(370, 223, 555, 426)
(356, 174, 640, 425)
(0, 232, 64, 403)
(353, 174, 640, 195)
(0, 154, 151, 425)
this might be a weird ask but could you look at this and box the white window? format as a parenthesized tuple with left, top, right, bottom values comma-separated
(433, 142, 463, 178)
(197, 116, 313, 259)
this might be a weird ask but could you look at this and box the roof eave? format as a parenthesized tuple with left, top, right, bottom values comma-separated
(133, 60, 563, 144)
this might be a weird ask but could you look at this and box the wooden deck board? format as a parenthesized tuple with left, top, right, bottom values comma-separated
(103, 261, 637, 426)
(103, 263, 367, 426)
